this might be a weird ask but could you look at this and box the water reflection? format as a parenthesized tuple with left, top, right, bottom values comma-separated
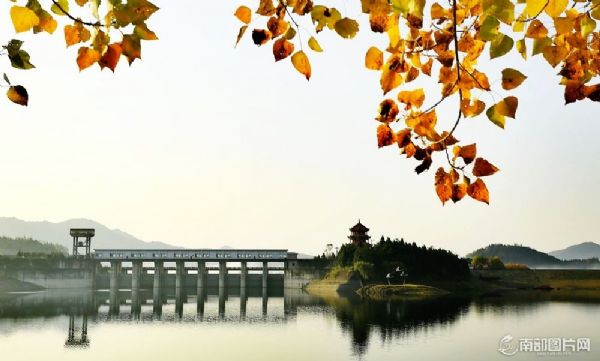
(0, 288, 599, 358)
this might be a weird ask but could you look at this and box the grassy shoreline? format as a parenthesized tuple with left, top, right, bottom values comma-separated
(305, 268, 600, 300)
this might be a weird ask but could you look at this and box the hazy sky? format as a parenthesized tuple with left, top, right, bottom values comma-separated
(1, 1, 599, 256)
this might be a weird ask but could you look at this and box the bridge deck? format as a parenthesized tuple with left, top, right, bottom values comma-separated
(94, 249, 288, 262)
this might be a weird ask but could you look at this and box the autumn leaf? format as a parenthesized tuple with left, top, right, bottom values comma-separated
(452, 181, 468, 203)
(467, 178, 490, 204)
(64, 23, 91, 47)
(10, 6, 40, 33)
(234, 5, 252, 24)
(256, 0, 276, 16)
(461, 98, 485, 117)
(545, 0, 568, 17)
(490, 34, 514, 59)
(99, 43, 122, 71)
(434, 167, 453, 205)
(377, 123, 394, 147)
(334, 18, 359, 39)
(501, 68, 527, 90)
(525, 20, 548, 39)
(273, 38, 294, 61)
(134, 24, 158, 40)
(486, 96, 518, 128)
(76, 47, 101, 71)
(291, 51, 311, 80)
(267, 17, 289, 37)
(50, 0, 69, 16)
(397, 88, 425, 110)
(365, 46, 383, 70)
(453, 143, 477, 165)
(121, 34, 141, 64)
(473, 158, 499, 177)
(252, 29, 272, 46)
(308, 37, 323, 52)
(235, 26, 248, 46)
(376, 99, 399, 123)
(6, 85, 28, 106)
(4, 39, 35, 70)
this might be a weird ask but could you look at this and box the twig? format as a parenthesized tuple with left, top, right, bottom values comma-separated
(50, 0, 102, 27)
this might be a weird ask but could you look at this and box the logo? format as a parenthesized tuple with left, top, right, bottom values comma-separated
(498, 334, 591, 356)
(498, 334, 518, 356)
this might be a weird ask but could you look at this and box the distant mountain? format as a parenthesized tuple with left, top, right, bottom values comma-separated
(0, 217, 176, 252)
(467, 244, 562, 267)
(549, 242, 600, 260)
(0, 235, 68, 255)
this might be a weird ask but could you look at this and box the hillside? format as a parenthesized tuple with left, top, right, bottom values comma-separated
(549, 242, 600, 260)
(467, 244, 600, 269)
(0, 217, 176, 251)
(0, 236, 67, 255)
(466, 244, 562, 267)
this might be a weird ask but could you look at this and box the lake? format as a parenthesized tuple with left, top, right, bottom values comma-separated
(0, 288, 598, 360)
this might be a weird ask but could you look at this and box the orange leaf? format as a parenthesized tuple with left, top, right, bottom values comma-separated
(76, 46, 101, 71)
(397, 88, 425, 110)
(467, 178, 490, 204)
(365, 46, 383, 70)
(453, 143, 476, 165)
(99, 43, 122, 71)
(473, 158, 499, 177)
(272, 38, 294, 61)
(234, 5, 252, 24)
(434, 167, 453, 205)
(452, 182, 467, 203)
(377, 124, 394, 147)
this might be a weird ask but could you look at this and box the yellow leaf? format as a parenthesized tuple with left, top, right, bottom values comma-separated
(291, 51, 311, 80)
(51, 0, 69, 16)
(486, 96, 518, 128)
(234, 5, 251, 24)
(64, 23, 91, 47)
(308, 37, 323, 52)
(501, 68, 527, 90)
(365, 46, 383, 70)
(516, 38, 527, 59)
(545, 0, 568, 17)
(397, 88, 425, 109)
(380, 63, 402, 94)
(334, 18, 359, 39)
(10, 6, 40, 33)
(580, 13, 596, 37)
(453, 143, 477, 165)
(525, 0, 546, 18)
(76, 46, 101, 71)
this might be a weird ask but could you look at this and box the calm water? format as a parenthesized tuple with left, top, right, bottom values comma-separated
(0, 288, 599, 360)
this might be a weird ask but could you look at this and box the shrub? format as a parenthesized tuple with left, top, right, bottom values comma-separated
(353, 261, 375, 280)
(505, 263, 530, 270)
(488, 256, 505, 270)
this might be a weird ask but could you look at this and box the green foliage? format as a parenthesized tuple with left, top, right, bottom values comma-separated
(353, 261, 375, 280)
(335, 236, 470, 281)
(488, 256, 506, 270)
(471, 255, 489, 269)
(0, 236, 68, 256)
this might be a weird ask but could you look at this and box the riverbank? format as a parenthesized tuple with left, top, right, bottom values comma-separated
(305, 268, 600, 300)
(359, 284, 449, 300)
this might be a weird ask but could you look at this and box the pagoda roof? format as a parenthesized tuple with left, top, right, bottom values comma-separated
(350, 221, 369, 233)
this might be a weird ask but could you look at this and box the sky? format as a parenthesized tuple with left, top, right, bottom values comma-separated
(0, 1, 599, 256)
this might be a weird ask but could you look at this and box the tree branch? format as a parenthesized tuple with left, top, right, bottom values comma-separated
(50, 0, 102, 27)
